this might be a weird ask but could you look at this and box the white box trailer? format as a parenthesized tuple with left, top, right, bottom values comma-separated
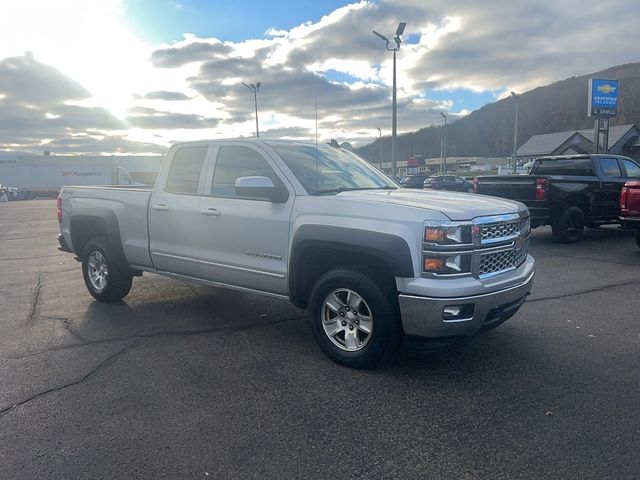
(0, 155, 162, 198)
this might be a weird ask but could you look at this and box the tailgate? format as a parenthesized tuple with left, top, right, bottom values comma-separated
(476, 176, 538, 201)
(626, 183, 640, 214)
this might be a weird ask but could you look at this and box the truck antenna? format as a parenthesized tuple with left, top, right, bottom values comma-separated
(315, 96, 318, 194)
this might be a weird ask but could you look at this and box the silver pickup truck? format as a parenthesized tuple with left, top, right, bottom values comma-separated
(57, 139, 535, 368)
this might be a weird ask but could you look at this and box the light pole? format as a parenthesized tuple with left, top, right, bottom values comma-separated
(440, 112, 447, 174)
(377, 126, 382, 171)
(373, 22, 406, 179)
(511, 91, 518, 174)
(242, 81, 261, 138)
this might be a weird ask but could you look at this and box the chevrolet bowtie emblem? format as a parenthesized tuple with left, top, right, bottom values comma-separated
(596, 84, 616, 94)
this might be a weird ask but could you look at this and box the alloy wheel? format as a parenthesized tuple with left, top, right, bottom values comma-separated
(321, 288, 373, 351)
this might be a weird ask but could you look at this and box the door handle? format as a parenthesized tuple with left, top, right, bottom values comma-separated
(152, 204, 169, 211)
(200, 208, 221, 216)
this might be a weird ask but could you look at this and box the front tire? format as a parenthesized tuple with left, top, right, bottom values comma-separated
(552, 206, 585, 243)
(82, 237, 133, 302)
(308, 267, 402, 369)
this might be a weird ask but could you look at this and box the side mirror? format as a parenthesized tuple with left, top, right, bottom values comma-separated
(234, 176, 289, 203)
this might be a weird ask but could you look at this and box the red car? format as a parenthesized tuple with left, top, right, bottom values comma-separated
(620, 181, 640, 249)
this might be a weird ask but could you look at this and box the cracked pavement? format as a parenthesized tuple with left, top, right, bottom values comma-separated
(1, 199, 639, 479)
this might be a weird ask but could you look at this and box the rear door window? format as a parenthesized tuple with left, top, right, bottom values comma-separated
(621, 159, 640, 178)
(165, 146, 208, 194)
(597, 158, 622, 178)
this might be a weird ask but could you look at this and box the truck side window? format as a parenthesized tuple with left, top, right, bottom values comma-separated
(533, 159, 595, 175)
(212, 146, 279, 198)
(622, 159, 640, 178)
(165, 146, 208, 194)
(597, 158, 622, 178)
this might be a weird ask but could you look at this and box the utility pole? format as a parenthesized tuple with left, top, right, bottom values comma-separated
(377, 126, 382, 171)
(440, 112, 447, 174)
(511, 91, 518, 174)
(242, 81, 261, 138)
(373, 22, 406, 179)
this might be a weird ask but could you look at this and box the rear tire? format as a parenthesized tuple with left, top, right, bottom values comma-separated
(552, 206, 585, 243)
(308, 267, 403, 369)
(82, 237, 133, 302)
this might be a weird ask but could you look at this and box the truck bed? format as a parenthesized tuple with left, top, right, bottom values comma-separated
(475, 175, 539, 202)
(475, 175, 550, 226)
(59, 185, 154, 268)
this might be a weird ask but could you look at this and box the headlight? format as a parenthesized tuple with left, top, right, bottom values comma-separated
(424, 223, 464, 245)
(422, 221, 472, 276)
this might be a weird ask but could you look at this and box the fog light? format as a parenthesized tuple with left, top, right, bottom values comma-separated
(443, 306, 461, 317)
(443, 304, 474, 322)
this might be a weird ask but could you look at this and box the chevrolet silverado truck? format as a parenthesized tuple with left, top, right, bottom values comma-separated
(57, 139, 535, 368)
(620, 181, 640, 249)
(475, 155, 640, 243)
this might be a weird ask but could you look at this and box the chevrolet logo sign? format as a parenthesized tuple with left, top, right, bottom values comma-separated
(596, 84, 617, 94)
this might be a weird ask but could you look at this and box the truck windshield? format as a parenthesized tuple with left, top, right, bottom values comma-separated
(272, 144, 397, 195)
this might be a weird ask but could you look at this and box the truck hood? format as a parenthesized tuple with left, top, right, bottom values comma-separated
(335, 189, 525, 221)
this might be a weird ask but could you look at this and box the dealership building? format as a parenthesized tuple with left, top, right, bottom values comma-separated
(516, 123, 640, 163)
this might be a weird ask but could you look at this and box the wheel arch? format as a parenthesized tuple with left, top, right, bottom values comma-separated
(288, 226, 414, 309)
(70, 208, 126, 262)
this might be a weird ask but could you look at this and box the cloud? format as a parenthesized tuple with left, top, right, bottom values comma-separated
(0, 53, 90, 105)
(40, 134, 166, 155)
(150, 37, 233, 68)
(141, 90, 192, 101)
(126, 106, 219, 129)
(2, 0, 640, 153)
(0, 54, 161, 153)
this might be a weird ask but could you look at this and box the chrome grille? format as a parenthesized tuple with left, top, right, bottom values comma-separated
(479, 245, 528, 277)
(479, 217, 530, 243)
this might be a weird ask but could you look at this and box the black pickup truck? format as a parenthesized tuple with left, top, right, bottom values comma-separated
(475, 154, 640, 243)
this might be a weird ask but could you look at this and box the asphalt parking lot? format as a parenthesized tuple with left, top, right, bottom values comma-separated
(1, 199, 639, 480)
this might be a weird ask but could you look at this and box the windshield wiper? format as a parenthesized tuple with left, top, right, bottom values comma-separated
(315, 186, 396, 195)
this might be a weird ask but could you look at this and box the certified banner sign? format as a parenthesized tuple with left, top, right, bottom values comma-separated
(588, 78, 619, 117)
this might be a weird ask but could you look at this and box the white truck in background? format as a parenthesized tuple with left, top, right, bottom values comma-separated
(0, 155, 161, 198)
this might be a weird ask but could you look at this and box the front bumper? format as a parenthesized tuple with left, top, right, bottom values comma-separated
(398, 268, 534, 340)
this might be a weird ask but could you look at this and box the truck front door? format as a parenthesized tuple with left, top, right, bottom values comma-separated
(197, 144, 294, 295)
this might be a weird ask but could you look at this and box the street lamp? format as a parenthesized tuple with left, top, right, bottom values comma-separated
(440, 112, 447, 174)
(377, 126, 382, 171)
(373, 22, 406, 179)
(511, 91, 518, 174)
(242, 81, 261, 138)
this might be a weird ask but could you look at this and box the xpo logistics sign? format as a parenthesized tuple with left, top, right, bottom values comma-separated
(588, 78, 619, 117)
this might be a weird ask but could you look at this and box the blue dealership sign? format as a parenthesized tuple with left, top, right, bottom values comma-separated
(588, 78, 619, 117)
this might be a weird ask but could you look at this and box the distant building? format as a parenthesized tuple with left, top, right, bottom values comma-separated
(379, 156, 509, 176)
(517, 124, 640, 162)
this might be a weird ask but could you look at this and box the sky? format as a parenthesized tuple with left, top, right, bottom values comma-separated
(1, 0, 639, 155)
